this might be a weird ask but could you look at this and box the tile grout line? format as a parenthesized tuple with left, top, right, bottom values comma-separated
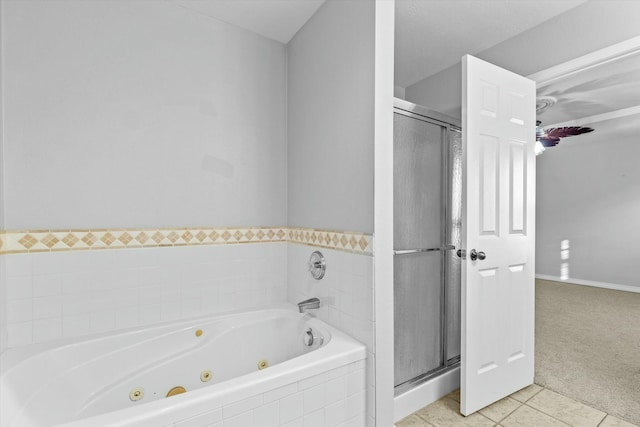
(522, 401, 584, 426)
(490, 399, 525, 425)
(526, 386, 610, 427)
(596, 414, 608, 427)
(539, 383, 615, 425)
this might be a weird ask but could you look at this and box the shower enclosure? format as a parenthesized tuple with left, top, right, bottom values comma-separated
(393, 98, 462, 395)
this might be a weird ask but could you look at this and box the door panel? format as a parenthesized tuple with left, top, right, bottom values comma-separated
(393, 111, 445, 388)
(393, 252, 443, 386)
(393, 113, 443, 250)
(461, 55, 536, 415)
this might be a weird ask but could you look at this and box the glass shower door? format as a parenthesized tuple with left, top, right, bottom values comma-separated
(393, 112, 446, 388)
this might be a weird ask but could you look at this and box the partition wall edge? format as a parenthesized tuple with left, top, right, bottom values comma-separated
(373, 1, 395, 426)
(0, 0, 7, 355)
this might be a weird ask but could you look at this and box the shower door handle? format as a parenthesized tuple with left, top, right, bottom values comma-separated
(394, 245, 455, 255)
(469, 249, 486, 261)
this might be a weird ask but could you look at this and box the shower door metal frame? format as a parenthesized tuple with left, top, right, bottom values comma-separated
(393, 99, 462, 394)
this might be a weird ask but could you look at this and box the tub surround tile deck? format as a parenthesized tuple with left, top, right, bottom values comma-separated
(163, 360, 367, 427)
(2, 226, 373, 349)
(4, 243, 288, 347)
(396, 384, 638, 427)
(2, 227, 375, 426)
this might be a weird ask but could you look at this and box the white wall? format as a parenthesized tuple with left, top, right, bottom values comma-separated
(0, 0, 291, 348)
(404, 63, 462, 119)
(536, 117, 640, 290)
(405, 1, 640, 119)
(286, 1, 379, 425)
(287, 0, 375, 234)
(2, 0, 286, 230)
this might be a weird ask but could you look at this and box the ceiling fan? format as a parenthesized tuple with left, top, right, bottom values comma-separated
(535, 96, 594, 155)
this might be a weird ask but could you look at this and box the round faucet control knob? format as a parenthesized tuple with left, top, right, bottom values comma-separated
(303, 328, 314, 346)
(308, 251, 326, 280)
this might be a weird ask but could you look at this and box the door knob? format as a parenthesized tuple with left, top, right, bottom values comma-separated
(469, 249, 486, 261)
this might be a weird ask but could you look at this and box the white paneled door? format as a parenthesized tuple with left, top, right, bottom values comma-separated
(460, 55, 536, 416)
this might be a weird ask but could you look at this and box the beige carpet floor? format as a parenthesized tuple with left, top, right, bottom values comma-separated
(535, 279, 640, 425)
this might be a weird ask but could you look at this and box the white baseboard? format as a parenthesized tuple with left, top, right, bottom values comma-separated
(394, 367, 460, 423)
(535, 274, 640, 294)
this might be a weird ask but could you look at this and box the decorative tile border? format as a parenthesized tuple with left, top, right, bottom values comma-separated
(288, 227, 372, 254)
(0, 227, 372, 255)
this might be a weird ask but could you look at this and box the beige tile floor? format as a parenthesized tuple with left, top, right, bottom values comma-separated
(396, 384, 639, 427)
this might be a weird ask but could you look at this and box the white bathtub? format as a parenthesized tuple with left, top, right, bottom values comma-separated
(0, 305, 367, 427)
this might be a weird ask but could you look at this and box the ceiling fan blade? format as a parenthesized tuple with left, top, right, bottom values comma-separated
(544, 126, 594, 139)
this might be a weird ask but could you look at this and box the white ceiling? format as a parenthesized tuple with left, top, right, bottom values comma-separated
(394, 0, 587, 88)
(536, 50, 640, 126)
(169, 0, 639, 135)
(172, 0, 325, 44)
(172, 0, 586, 87)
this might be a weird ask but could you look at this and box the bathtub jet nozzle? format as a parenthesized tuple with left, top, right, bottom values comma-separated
(297, 297, 320, 313)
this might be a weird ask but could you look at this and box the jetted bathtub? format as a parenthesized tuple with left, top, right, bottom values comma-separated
(0, 305, 367, 426)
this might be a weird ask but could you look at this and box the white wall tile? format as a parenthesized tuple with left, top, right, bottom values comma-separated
(140, 304, 162, 324)
(287, 243, 373, 427)
(223, 395, 263, 419)
(6, 254, 32, 278)
(33, 274, 62, 297)
(298, 372, 328, 391)
(7, 298, 32, 323)
(62, 271, 90, 295)
(223, 410, 253, 427)
(252, 401, 279, 427)
(6, 276, 32, 300)
(3, 243, 288, 348)
(33, 317, 62, 342)
(115, 306, 140, 328)
(175, 408, 222, 427)
(90, 310, 115, 332)
(337, 413, 366, 427)
(325, 376, 346, 406)
(344, 391, 366, 421)
(263, 383, 298, 404)
(62, 314, 91, 337)
(32, 252, 64, 275)
(302, 409, 324, 427)
(345, 370, 366, 397)
(279, 392, 303, 425)
(7, 321, 32, 347)
(325, 400, 349, 427)
(303, 383, 326, 415)
(62, 293, 90, 316)
(33, 295, 62, 319)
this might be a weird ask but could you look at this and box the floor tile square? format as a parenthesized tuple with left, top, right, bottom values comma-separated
(396, 414, 434, 426)
(501, 405, 569, 426)
(415, 397, 494, 427)
(478, 397, 521, 423)
(597, 415, 638, 427)
(527, 389, 606, 427)
(509, 384, 543, 403)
